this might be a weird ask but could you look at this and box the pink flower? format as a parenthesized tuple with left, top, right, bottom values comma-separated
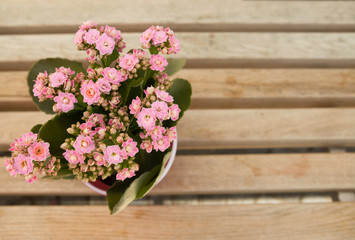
(140, 27, 155, 44)
(148, 126, 166, 140)
(151, 100, 169, 121)
(14, 154, 33, 175)
(140, 140, 153, 153)
(152, 30, 168, 45)
(9, 138, 23, 153)
(57, 67, 75, 76)
(168, 36, 180, 54)
(19, 132, 38, 146)
(95, 33, 115, 55)
(166, 127, 177, 142)
(169, 104, 181, 121)
(102, 67, 125, 84)
(80, 81, 100, 105)
(152, 136, 170, 152)
(83, 29, 100, 45)
(122, 139, 139, 158)
(86, 49, 97, 63)
(155, 89, 173, 102)
(63, 150, 84, 164)
(149, 55, 168, 72)
(94, 152, 105, 166)
(137, 108, 157, 130)
(144, 86, 156, 95)
(5, 158, 16, 177)
(129, 96, 141, 115)
(25, 174, 37, 183)
(73, 135, 95, 154)
(28, 142, 50, 161)
(49, 72, 67, 88)
(104, 25, 122, 42)
(96, 78, 111, 94)
(33, 79, 47, 98)
(116, 168, 136, 181)
(88, 113, 104, 126)
(119, 54, 139, 71)
(79, 122, 95, 136)
(74, 29, 86, 45)
(133, 49, 146, 59)
(53, 92, 77, 113)
(104, 145, 123, 164)
(79, 20, 98, 30)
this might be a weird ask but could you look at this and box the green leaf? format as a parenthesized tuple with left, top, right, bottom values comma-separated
(27, 58, 85, 114)
(38, 110, 84, 156)
(136, 151, 172, 199)
(166, 78, 192, 125)
(118, 81, 131, 106)
(165, 59, 186, 76)
(105, 48, 119, 67)
(107, 150, 171, 215)
(31, 124, 43, 134)
(130, 77, 144, 88)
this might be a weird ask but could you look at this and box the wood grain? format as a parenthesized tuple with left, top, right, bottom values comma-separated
(1, 0, 355, 33)
(1, 109, 355, 150)
(1, 203, 355, 239)
(1, 33, 355, 70)
(2, 69, 355, 110)
(1, 153, 355, 196)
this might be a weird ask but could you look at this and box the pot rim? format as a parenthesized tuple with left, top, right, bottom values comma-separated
(84, 135, 178, 196)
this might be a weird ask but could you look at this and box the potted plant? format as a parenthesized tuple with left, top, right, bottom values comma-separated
(4, 21, 191, 214)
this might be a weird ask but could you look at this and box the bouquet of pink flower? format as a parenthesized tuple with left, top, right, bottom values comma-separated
(4, 21, 191, 214)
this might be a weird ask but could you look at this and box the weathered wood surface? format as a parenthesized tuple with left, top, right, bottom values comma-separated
(1, 203, 355, 239)
(1, 109, 355, 150)
(1, 33, 355, 70)
(2, 69, 355, 110)
(1, 0, 355, 33)
(1, 153, 355, 196)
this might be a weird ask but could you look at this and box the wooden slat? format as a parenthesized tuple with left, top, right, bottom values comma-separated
(1, 203, 355, 239)
(1, 0, 355, 33)
(1, 33, 355, 70)
(1, 109, 355, 150)
(1, 153, 355, 196)
(2, 69, 355, 110)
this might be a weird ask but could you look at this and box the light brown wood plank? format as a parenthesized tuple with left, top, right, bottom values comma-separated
(1, 33, 355, 70)
(1, 153, 355, 196)
(2, 69, 355, 110)
(1, 109, 355, 150)
(1, 0, 355, 33)
(1, 203, 355, 239)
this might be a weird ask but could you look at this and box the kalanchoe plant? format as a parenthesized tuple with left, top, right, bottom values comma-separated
(4, 20, 191, 214)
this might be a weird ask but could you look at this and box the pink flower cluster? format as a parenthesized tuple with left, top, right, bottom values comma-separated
(117, 49, 147, 79)
(129, 87, 179, 153)
(140, 25, 180, 54)
(80, 67, 127, 111)
(75, 20, 126, 64)
(62, 111, 139, 182)
(5, 132, 57, 183)
(33, 67, 82, 113)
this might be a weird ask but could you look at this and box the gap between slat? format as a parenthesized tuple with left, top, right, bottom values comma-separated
(2, 24, 355, 35)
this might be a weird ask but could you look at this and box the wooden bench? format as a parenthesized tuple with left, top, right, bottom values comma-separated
(1, 0, 355, 239)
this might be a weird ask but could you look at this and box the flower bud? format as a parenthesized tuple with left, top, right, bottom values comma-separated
(73, 168, 80, 175)
(69, 163, 77, 169)
(67, 127, 75, 135)
(116, 136, 124, 144)
(52, 104, 58, 112)
(87, 159, 95, 166)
